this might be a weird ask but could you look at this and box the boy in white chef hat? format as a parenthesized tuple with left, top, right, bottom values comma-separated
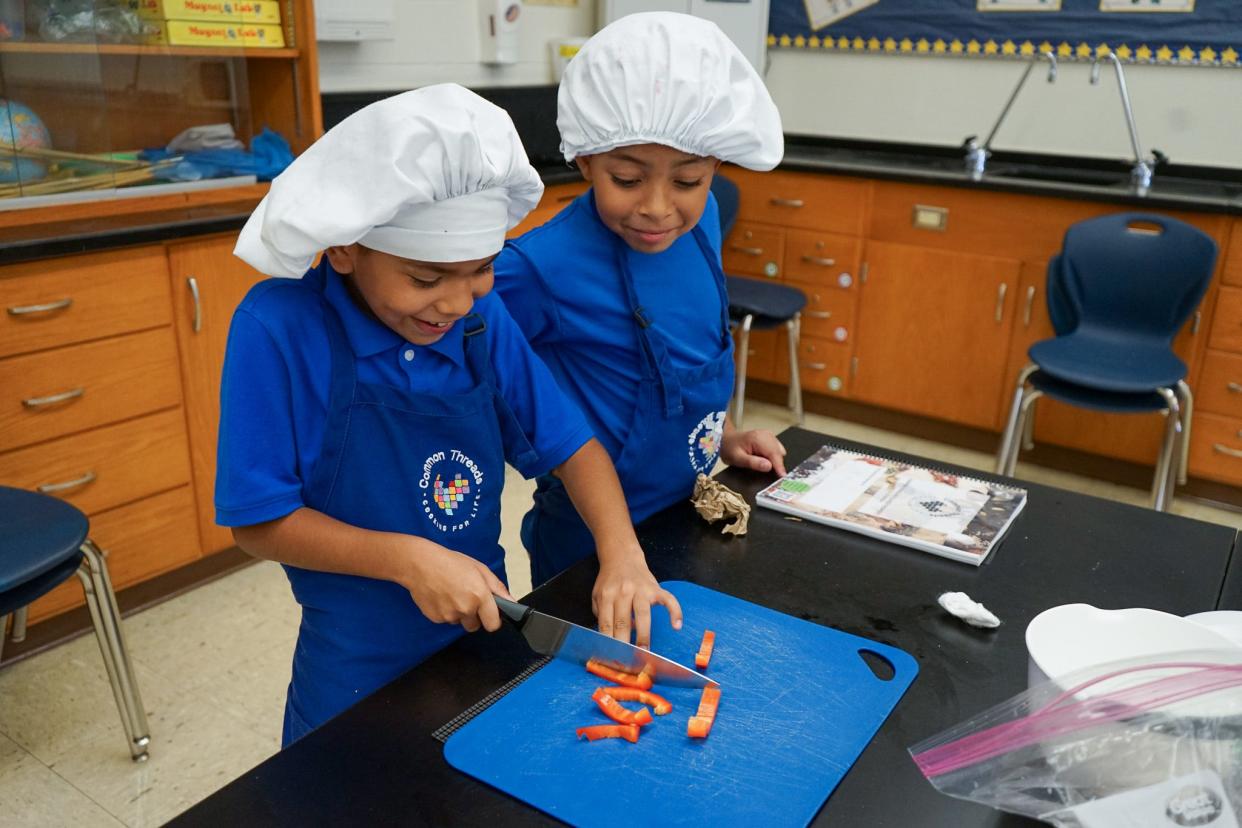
(221, 84, 682, 746)
(494, 13, 789, 587)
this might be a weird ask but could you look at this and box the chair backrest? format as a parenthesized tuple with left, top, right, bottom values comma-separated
(1045, 254, 1077, 335)
(710, 174, 740, 240)
(1057, 212, 1217, 342)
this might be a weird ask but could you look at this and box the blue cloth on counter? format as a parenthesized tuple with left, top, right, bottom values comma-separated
(141, 127, 292, 182)
(215, 257, 592, 529)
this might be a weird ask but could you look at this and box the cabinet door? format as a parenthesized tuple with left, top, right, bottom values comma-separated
(168, 236, 266, 555)
(852, 241, 1020, 429)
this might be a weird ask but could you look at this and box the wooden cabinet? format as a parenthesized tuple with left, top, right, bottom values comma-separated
(852, 241, 1021, 429)
(507, 182, 590, 238)
(168, 236, 267, 555)
(0, 247, 201, 624)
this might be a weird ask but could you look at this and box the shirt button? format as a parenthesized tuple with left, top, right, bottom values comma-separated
(403, 349, 415, 362)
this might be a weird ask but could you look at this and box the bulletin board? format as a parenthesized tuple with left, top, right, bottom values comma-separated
(768, 0, 1242, 67)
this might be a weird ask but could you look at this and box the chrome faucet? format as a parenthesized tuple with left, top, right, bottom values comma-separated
(1091, 52, 1156, 196)
(964, 50, 1057, 181)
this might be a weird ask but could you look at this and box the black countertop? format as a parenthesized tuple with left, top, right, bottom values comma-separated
(170, 427, 1238, 828)
(4, 137, 1239, 267)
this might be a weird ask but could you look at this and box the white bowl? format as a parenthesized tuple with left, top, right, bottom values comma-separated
(1187, 611, 1242, 648)
(1026, 604, 1237, 690)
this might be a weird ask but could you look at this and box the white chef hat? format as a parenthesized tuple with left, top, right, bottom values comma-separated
(557, 12, 783, 171)
(235, 83, 544, 277)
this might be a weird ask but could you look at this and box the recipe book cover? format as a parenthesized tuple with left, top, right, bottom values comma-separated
(756, 445, 1027, 566)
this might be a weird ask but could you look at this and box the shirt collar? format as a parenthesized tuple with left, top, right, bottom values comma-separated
(322, 263, 466, 367)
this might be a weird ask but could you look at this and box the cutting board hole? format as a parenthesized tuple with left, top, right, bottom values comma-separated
(858, 649, 895, 682)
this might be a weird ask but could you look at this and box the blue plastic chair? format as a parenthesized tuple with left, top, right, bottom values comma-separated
(711, 174, 807, 426)
(995, 213, 1218, 510)
(0, 487, 150, 760)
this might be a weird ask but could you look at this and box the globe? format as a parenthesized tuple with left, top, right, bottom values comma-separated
(0, 99, 51, 184)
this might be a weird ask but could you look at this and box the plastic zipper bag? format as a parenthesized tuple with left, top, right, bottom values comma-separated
(909, 649, 1242, 827)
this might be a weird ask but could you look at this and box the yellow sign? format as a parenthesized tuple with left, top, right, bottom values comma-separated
(131, 0, 281, 24)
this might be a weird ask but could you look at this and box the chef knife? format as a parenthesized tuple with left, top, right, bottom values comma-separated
(494, 595, 717, 688)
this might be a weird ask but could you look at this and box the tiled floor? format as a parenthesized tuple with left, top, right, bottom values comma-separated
(3, 401, 1240, 825)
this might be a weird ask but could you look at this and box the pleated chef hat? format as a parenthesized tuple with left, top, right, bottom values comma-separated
(557, 12, 783, 170)
(235, 84, 544, 277)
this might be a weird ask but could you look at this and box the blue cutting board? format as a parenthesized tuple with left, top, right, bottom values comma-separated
(444, 581, 918, 827)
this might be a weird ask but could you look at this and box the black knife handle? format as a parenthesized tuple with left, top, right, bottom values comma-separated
(493, 595, 531, 629)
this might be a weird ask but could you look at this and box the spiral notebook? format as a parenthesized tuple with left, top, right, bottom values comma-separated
(756, 444, 1027, 566)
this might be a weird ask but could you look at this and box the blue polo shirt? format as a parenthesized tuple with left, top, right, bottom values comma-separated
(493, 190, 725, 462)
(215, 259, 594, 528)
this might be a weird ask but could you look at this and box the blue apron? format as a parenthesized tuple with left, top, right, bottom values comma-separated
(282, 270, 529, 746)
(521, 212, 734, 587)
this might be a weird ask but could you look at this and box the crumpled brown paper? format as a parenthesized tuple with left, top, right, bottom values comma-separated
(691, 473, 750, 536)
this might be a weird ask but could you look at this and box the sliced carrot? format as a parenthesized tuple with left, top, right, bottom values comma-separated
(591, 688, 654, 726)
(687, 716, 712, 739)
(585, 658, 653, 690)
(601, 686, 672, 715)
(697, 686, 721, 720)
(695, 630, 715, 670)
(576, 724, 640, 743)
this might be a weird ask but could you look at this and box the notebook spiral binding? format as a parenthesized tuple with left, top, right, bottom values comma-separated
(432, 656, 552, 744)
(802, 441, 1024, 493)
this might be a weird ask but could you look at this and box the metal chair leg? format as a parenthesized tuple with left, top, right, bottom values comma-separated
(785, 313, 804, 426)
(1151, 388, 1182, 512)
(996, 364, 1038, 474)
(1021, 398, 1037, 452)
(1176, 380, 1193, 486)
(733, 314, 753, 428)
(11, 605, 26, 643)
(1007, 389, 1043, 476)
(78, 540, 149, 760)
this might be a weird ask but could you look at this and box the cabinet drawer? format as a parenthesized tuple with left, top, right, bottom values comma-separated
(1196, 350, 1242, 417)
(0, 408, 191, 516)
(27, 485, 202, 624)
(0, 247, 172, 358)
(798, 288, 854, 342)
(722, 224, 784, 279)
(798, 337, 851, 396)
(784, 230, 862, 288)
(1209, 287, 1242, 354)
(734, 328, 775, 380)
(1188, 411, 1242, 487)
(1223, 219, 1242, 288)
(0, 326, 181, 453)
(730, 169, 868, 235)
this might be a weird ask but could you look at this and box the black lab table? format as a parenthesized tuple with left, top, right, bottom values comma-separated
(171, 428, 1239, 827)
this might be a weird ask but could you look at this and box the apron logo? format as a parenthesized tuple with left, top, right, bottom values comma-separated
(687, 411, 726, 474)
(419, 449, 484, 532)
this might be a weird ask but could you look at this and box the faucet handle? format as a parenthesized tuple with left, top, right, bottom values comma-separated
(961, 135, 979, 150)
(1151, 148, 1169, 168)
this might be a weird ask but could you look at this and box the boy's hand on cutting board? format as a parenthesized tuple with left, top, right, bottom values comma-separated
(593, 546, 684, 649)
(721, 428, 787, 476)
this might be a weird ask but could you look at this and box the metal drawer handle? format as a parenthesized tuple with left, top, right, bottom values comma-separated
(8, 298, 72, 316)
(729, 245, 763, 256)
(1228, 382, 1242, 394)
(1213, 443, 1242, 459)
(38, 470, 96, 494)
(807, 310, 832, 319)
(1023, 285, 1036, 327)
(995, 283, 1008, 323)
(770, 197, 804, 208)
(800, 255, 836, 267)
(806, 361, 827, 370)
(187, 276, 202, 333)
(23, 387, 84, 408)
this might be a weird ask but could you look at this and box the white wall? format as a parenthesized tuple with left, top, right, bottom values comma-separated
(317, 5, 1242, 170)
(317, 1, 596, 93)
(765, 50, 1242, 169)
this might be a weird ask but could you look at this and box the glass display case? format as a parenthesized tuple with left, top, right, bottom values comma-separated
(0, 0, 319, 208)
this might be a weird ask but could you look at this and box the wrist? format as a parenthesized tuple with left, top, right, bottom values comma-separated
(385, 532, 435, 589)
